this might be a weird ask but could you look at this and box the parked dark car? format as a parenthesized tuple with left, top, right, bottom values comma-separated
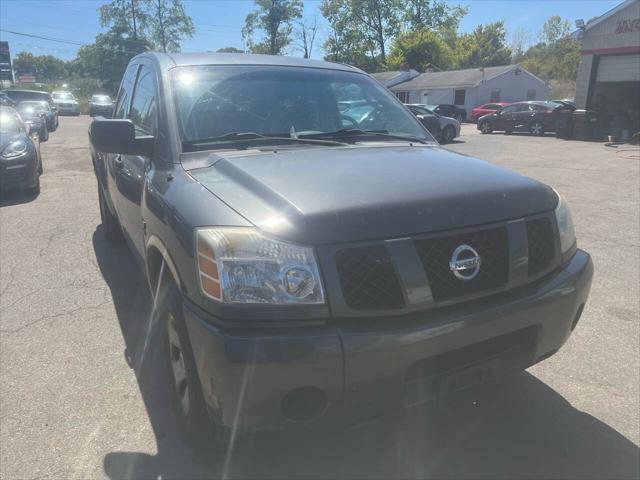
(90, 53, 592, 445)
(406, 104, 460, 143)
(471, 102, 510, 122)
(89, 94, 114, 117)
(0, 106, 42, 194)
(17, 99, 56, 132)
(477, 101, 575, 136)
(426, 104, 466, 122)
(1, 89, 58, 129)
(405, 104, 441, 139)
(15, 101, 49, 142)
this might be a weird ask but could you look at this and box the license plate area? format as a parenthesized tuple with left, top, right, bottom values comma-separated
(403, 326, 537, 407)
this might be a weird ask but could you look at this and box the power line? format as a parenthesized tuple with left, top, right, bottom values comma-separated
(0, 29, 87, 46)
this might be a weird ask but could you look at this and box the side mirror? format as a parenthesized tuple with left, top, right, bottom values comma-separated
(89, 118, 154, 156)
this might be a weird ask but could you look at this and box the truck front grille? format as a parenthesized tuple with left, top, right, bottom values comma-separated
(336, 246, 405, 310)
(526, 217, 555, 276)
(414, 226, 509, 303)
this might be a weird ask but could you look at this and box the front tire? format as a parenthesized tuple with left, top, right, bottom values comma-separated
(159, 284, 228, 449)
(530, 120, 544, 136)
(479, 121, 493, 134)
(441, 125, 456, 143)
(98, 184, 124, 243)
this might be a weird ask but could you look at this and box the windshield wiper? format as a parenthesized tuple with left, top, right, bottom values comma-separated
(182, 131, 346, 150)
(299, 128, 430, 144)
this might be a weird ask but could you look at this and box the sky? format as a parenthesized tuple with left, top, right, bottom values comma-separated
(0, 0, 623, 61)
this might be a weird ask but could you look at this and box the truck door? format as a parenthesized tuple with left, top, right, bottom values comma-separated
(113, 62, 158, 259)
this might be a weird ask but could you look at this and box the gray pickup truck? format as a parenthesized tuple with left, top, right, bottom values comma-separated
(89, 53, 593, 444)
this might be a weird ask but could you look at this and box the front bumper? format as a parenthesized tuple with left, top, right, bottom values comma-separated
(184, 250, 593, 431)
(0, 154, 39, 190)
(89, 105, 113, 117)
(56, 103, 80, 115)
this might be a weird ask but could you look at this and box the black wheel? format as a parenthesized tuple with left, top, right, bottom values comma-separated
(32, 176, 40, 196)
(504, 129, 513, 135)
(98, 184, 124, 243)
(441, 125, 456, 143)
(38, 159, 43, 175)
(160, 284, 228, 449)
(455, 113, 465, 123)
(530, 120, 544, 136)
(40, 128, 49, 142)
(479, 121, 492, 134)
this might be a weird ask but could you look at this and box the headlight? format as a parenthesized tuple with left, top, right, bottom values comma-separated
(554, 193, 576, 256)
(195, 227, 325, 305)
(1, 140, 28, 159)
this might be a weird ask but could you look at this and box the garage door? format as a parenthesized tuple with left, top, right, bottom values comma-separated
(597, 54, 640, 82)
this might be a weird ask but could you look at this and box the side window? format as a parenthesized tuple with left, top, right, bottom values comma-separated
(526, 89, 537, 101)
(114, 64, 139, 119)
(129, 65, 157, 136)
(501, 104, 519, 114)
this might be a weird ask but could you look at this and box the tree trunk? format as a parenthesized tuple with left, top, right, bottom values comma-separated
(157, 0, 167, 53)
(131, 0, 137, 40)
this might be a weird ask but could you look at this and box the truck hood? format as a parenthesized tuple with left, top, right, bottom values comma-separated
(190, 144, 557, 245)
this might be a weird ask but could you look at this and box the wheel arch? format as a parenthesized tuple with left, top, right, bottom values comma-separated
(146, 235, 183, 300)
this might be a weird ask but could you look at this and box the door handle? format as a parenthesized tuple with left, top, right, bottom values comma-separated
(114, 155, 124, 169)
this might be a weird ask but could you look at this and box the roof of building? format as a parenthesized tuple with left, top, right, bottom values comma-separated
(585, 0, 637, 31)
(370, 71, 402, 83)
(390, 65, 519, 91)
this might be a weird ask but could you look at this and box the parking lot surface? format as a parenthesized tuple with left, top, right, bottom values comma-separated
(1, 118, 639, 479)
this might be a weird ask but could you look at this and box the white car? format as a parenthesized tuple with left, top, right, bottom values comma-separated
(51, 91, 80, 116)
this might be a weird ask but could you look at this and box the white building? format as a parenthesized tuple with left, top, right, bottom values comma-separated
(385, 65, 549, 118)
(575, 0, 639, 135)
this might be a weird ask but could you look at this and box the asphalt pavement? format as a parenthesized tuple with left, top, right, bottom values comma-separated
(1, 117, 638, 479)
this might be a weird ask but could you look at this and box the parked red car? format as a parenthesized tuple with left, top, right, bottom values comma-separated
(471, 102, 510, 122)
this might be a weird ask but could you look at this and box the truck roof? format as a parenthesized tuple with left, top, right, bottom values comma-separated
(138, 52, 361, 73)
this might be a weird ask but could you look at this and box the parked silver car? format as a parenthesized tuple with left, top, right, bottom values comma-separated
(51, 91, 80, 116)
(406, 104, 460, 143)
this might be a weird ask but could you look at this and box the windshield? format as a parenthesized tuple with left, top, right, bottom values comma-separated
(91, 95, 111, 103)
(0, 112, 22, 133)
(53, 92, 75, 101)
(171, 65, 433, 145)
(18, 101, 48, 114)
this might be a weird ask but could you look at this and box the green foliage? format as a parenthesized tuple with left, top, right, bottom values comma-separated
(72, 27, 151, 95)
(243, 0, 303, 55)
(147, 0, 194, 53)
(216, 47, 245, 53)
(321, 0, 403, 66)
(455, 21, 512, 69)
(518, 16, 580, 83)
(99, 0, 149, 39)
(540, 15, 571, 45)
(13, 52, 69, 83)
(403, 0, 467, 37)
(385, 29, 453, 71)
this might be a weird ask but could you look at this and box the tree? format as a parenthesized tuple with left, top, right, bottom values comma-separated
(72, 27, 151, 95)
(13, 52, 69, 83)
(455, 21, 512, 68)
(321, 0, 402, 66)
(296, 16, 319, 58)
(403, 0, 467, 36)
(385, 29, 453, 71)
(147, 0, 194, 53)
(243, 0, 303, 55)
(99, 0, 150, 40)
(540, 15, 571, 45)
(216, 47, 245, 53)
(510, 26, 531, 61)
